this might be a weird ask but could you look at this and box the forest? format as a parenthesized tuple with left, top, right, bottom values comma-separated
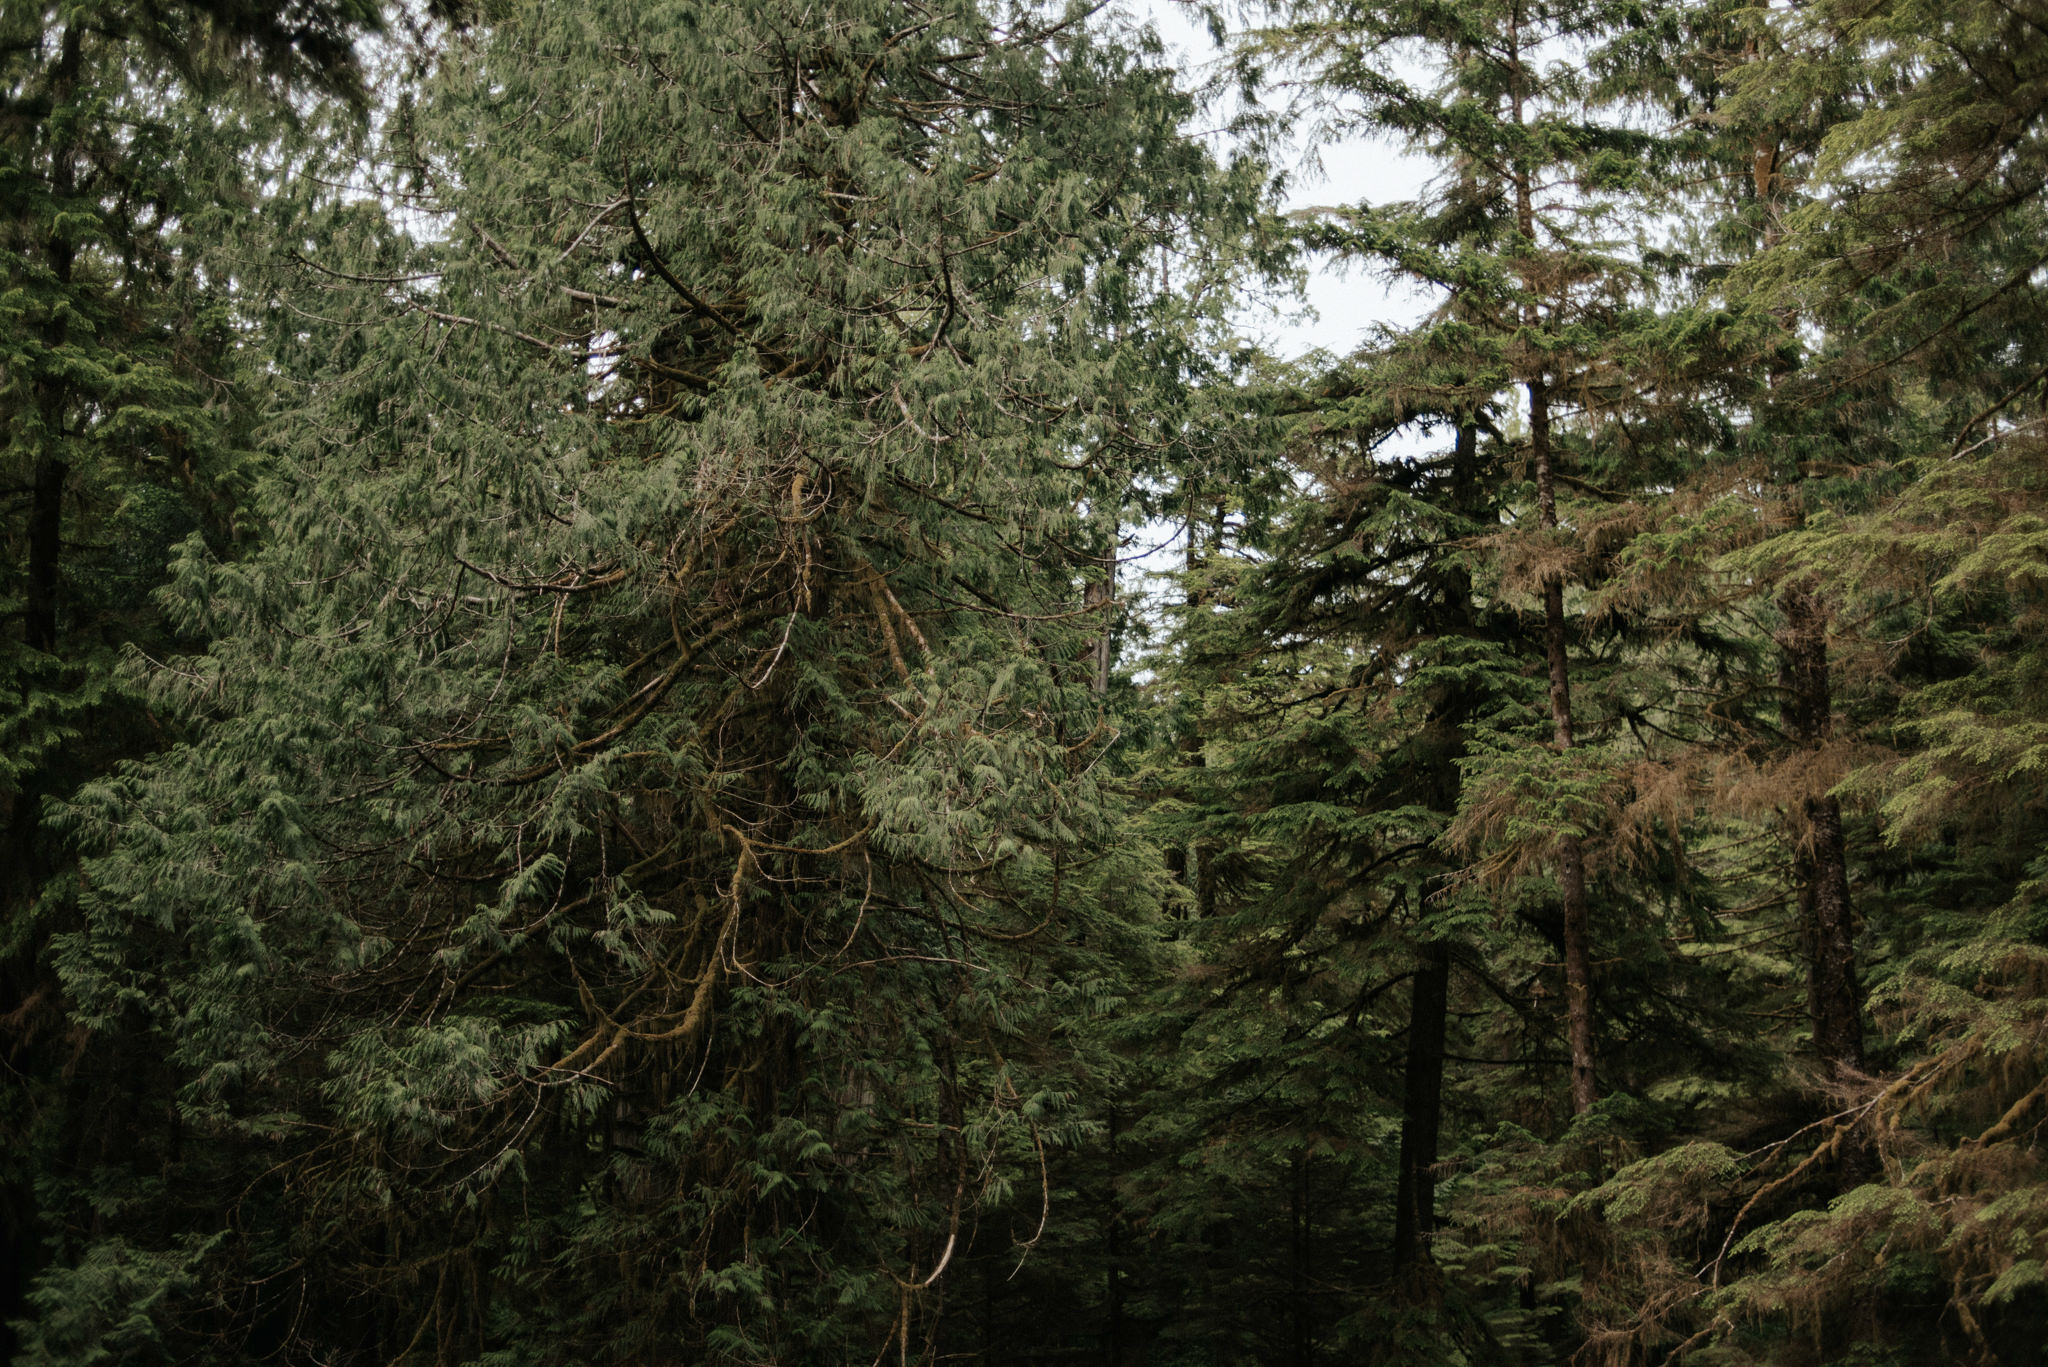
(2, 0, 2046, 1363)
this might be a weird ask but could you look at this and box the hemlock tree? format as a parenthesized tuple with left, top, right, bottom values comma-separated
(39, 1, 1247, 1362)
(1247, 0, 1715, 1127)
(1129, 399, 1553, 1361)
(1443, 0, 2048, 1357)
(1112, 0, 1792, 1357)
(1597, 0, 1885, 1084)
(0, 1, 381, 899)
(0, 3, 385, 1356)
(1634, 0, 2048, 1354)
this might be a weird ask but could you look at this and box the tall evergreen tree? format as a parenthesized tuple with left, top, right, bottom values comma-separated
(36, 1, 1247, 1361)
(1247, 0, 1718, 1122)
(0, 4, 385, 1356)
(8, 0, 2047, 1363)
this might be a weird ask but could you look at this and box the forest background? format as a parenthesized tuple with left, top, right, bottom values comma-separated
(3, 0, 2046, 1364)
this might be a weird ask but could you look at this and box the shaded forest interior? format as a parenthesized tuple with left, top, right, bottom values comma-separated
(4, 0, 2048, 1363)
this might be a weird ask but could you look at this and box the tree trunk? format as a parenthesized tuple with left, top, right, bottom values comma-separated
(23, 27, 81, 655)
(1508, 16, 1597, 1114)
(1104, 1104, 1124, 1366)
(24, 453, 66, 652)
(1529, 377, 1598, 1115)
(25, 222, 73, 654)
(1778, 584, 1864, 1076)
(1806, 797, 1861, 1072)
(1290, 1153, 1312, 1366)
(1084, 573, 1111, 695)
(1171, 487, 1219, 919)
(1393, 939, 1450, 1272)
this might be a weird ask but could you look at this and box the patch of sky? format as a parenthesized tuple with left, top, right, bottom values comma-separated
(1113, 1, 1437, 665)
(1125, 0, 1433, 362)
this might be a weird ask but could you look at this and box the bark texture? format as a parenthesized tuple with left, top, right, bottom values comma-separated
(1530, 376, 1598, 1115)
(1393, 939, 1450, 1271)
(1779, 584, 1865, 1076)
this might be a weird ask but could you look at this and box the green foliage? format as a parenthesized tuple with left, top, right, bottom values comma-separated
(7, 0, 2048, 1363)
(20, 1, 1254, 1361)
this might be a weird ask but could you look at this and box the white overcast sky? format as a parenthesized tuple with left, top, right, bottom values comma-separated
(1129, 0, 1432, 359)
(1112, 0, 1434, 608)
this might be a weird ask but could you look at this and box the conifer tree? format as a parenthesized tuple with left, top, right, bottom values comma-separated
(1521, 0, 2048, 1355)
(1247, 0, 1717, 1124)
(1671, 0, 2048, 1352)
(0, 4, 383, 1356)
(1113, 1, 1806, 1357)
(9, 0, 2048, 1362)
(40, 2, 1245, 1361)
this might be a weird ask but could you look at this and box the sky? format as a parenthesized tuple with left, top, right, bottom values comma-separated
(1129, 0, 1433, 359)
(1115, 1, 1434, 602)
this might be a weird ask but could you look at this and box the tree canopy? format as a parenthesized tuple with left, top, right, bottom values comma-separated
(3, 0, 2045, 1363)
